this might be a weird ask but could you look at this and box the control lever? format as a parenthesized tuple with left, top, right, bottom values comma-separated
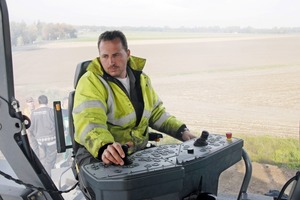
(121, 144, 133, 165)
(194, 130, 209, 147)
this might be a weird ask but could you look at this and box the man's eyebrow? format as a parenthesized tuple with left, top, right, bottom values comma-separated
(100, 53, 108, 57)
(101, 51, 121, 55)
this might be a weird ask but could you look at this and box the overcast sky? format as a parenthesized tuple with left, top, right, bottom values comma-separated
(6, 0, 300, 28)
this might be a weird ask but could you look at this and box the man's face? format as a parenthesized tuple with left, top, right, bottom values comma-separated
(99, 38, 130, 78)
(27, 102, 35, 110)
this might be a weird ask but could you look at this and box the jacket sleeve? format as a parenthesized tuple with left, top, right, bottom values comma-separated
(147, 77, 185, 139)
(73, 71, 115, 158)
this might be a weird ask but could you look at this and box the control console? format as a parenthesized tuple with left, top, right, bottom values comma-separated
(81, 132, 243, 200)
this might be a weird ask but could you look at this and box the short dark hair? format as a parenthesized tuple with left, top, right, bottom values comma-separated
(97, 30, 128, 50)
(38, 95, 48, 105)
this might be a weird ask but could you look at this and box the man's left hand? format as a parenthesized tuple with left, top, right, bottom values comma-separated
(182, 131, 197, 141)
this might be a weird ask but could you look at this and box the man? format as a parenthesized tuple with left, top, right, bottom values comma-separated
(74, 30, 196, 166)
(23, 96, 39, 154)
(73, 30, 196, 199)
(29, 95, 57, 176)
(23, 96, 35, 118)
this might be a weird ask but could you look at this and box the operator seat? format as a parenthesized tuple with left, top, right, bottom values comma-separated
(68, 60, 91, 157)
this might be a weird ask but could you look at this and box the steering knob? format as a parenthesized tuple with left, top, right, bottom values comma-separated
(121, 144, 133, 165)
(194, 130, 209, 147)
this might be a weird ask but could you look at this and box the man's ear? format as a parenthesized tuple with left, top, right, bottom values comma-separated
(127, 49, 131, 58)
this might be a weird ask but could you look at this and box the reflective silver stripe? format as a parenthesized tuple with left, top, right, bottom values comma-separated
(73, 100, 106, 114)
(36, 136, 56, 143)
(98, 76, 137, 127)
(143, 109, 151, 119)
(153, 97, 162, 109)
(80, 123, 106, 144)
(152, 112, 171, 129)
(47, 141, 56, 146)
(98, 76, 114, 120)
(108, 111, 136, 126)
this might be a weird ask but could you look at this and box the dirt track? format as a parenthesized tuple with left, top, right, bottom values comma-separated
(11, 34, 300, 195)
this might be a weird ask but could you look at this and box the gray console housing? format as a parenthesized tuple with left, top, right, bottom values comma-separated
(82, 133, 243, 200)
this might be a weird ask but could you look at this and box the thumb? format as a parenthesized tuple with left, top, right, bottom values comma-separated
(126, 141, 134, 147)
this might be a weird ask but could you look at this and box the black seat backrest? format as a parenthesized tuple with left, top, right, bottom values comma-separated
(73, 60, 92, 89)
(68, 60, 92, 155)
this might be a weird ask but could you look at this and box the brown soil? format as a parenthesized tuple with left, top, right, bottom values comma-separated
(10, 34, 300, 196)
(219, 161, 297, 196)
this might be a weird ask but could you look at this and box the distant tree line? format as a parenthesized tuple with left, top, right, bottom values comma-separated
(10, 21, 77, 46)
(10, 21, 300, 46)
(76, 25, 300, 34)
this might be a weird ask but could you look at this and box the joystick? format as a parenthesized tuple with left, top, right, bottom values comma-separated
(194, 130, 209, 147)
(121, 144, 133, 165)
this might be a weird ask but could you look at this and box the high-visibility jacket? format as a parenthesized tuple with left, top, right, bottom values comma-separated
(73, 56, 185, 158)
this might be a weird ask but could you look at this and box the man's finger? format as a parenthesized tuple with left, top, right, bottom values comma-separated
(102, 149, 116, 164)
(112, 142, 125, 158)
(106, 143, 124, 165)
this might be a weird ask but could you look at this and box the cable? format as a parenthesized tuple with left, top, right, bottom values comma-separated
(58, 166, 72, 189)
(0, 169, 78, 194)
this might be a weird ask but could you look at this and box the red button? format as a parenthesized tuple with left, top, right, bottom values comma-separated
(226, 132, 232, 140)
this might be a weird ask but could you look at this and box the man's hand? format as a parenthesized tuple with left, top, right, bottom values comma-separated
(101, 142, 125, 165)
(101, 142, 133, 165)
(182, 131, 197, 141)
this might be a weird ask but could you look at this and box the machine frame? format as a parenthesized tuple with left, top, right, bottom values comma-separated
(0, 0, 63, 199)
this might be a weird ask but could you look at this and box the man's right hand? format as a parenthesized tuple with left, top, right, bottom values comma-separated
(101, 142, 125, 165)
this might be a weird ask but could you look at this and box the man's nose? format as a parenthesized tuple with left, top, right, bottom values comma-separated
(108, 56, 115, 66)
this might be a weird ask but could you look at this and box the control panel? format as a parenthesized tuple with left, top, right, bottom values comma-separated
(81, 132, 243, 200)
